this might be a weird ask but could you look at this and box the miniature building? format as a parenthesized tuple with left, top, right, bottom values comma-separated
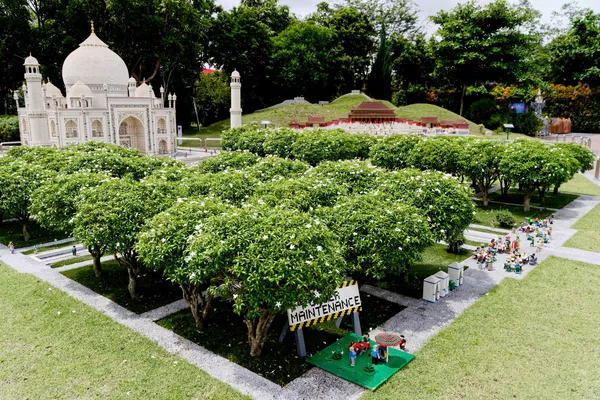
(348, 101, 397, 123)
(448, 262, 465, 286)
(423, 274, 441, 303)
(419, 117, 440, 128)
(15, 24, 176, 155)
(435, 271, 450, 297)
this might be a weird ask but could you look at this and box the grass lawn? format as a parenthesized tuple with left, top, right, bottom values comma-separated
(51, 254, 94, 268)
(395, 103, 479, 134)
(473, 203, 553, 228)
(0, 220, 67, 248)
(61, 260, 182, 314)
(488, 188, 578, 209)
(158, 294, 403, 386)
(0, 263, 242, 399)
(375, 244, 471, 298)
(364, 256, 600, 399)
(564, 202, 600, 253)
(22, 241, 75, 255)
(559, 173, 600, 196)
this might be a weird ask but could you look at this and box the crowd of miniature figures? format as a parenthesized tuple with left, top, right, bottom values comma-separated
(346, 333, 407, 367)
(472, 215, 554, 274)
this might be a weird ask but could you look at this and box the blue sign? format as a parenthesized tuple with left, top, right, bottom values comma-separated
(510, 103, 526, 114)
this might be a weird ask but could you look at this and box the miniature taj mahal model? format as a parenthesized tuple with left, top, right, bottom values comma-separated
(14, 24, 177, 155)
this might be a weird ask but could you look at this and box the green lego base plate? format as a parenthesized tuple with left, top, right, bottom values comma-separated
(306, 333, 415, 390)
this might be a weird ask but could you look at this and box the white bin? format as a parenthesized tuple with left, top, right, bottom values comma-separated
(448, 262, 464, 287)
(435, 271, 449, 297)
(423, 274, 441, 303)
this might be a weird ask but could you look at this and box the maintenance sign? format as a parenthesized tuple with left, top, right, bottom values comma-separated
(287, 280, 362, 331)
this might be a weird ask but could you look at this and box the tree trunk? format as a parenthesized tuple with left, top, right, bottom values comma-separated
(181, 284, 213, 331)
(523, 193, 532, 212)
(21, 221, 30, 241)
(92, 254, 103, 277)
(539, 186, 547, 204)
(553, 184, 560, 195)
(481, 189, 489, 206)
(245, 311, 277, 357)
(127, 267, 138, 300)
(88, 245, 103, 277)
(459, 84, 466, 116)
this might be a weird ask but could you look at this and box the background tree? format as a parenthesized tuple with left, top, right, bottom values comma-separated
(548, 10, 600, 86)
(461, 140, 505, 206)
(271, 21, 342, 102)
(369, 134, 422, 170)
(390, 34, 435, 105)
(431, 0, 540, 115)
(194, 71, 231, 128)
(187, 207, 347, 357)
(344, 0, 420, 38)
(367, 24, 393, 101)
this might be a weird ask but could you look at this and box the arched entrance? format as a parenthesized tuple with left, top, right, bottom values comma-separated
(118, 116, 145, 152)
(158, 139, 168, 154)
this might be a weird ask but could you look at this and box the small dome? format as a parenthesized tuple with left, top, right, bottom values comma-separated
(44, 81, 63, 98)
(69, 80, 93, 98)
(231, 70, 240, 78)
(135, 81, 150, 97)
(62, 32, 129, 89)
(24, 54, 39, 65)
(128, 77, 136, 84)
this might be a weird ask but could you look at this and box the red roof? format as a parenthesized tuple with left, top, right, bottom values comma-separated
(351, 101, 395, 111)
(420, 117, 439, 124)
(307, 116, 325, 124)
(349, 101, 396, 118)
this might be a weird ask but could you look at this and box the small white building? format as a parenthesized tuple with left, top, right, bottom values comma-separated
(15, 25, 177, 155)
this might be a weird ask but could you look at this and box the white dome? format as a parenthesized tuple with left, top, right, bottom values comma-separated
(135, 82, 150, 97)
(62, 33, 129, 89)
(24, 54, 39, 65)
(128, 77, 136, 84)
(44, 81, 63, 98)
(231, 70, 240, 78)
(69, 80, 93, 98)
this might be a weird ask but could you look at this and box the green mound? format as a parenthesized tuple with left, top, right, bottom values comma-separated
(182, 95, 480, 147)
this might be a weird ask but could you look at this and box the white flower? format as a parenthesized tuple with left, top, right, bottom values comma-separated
(233, 294, 238, 299)
(316, 246, 323, 251)
(190, 272, 196, 280)
(275, 301, 281, 308)
(306, 223, 312, 228)
(263, 235, 268, 240)
(314, 290, 321, 298)
(161, 238, 166, 243)
(257, 199, 265, 205)
(290, 234, 295, 239)
(290, 244, 295, 249)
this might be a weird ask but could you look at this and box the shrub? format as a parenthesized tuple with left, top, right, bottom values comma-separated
(370, 134, 422, 170)
(0, 115, 19, 142)
(291, 129, 371, 165)
(514, 111, 543, 136)
(263, 128, 299, 158)
(465, 98, 498, 128)
(495, 211, 515, 228)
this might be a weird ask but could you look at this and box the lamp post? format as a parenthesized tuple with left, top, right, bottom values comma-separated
(503, 124, 514, 141)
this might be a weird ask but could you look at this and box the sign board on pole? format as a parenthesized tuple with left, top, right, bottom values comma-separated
(177, 125, 183, 145)
(287, 280, 362, 331)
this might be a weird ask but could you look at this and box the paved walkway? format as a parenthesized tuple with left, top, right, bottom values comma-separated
(1, 193, 599, 400)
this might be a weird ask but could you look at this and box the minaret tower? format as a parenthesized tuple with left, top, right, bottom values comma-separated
(230, 70, 242, 129)
(24, 54, 50, 146)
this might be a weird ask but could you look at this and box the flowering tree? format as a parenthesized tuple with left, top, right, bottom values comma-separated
(377, 169, 475, 252)
(31, 172, 111, 276)
(407, 136, 469, 177)
(461, 140, 505, 206)
(187, 207, 347, 356)
(263, 128, 300, 158)
(319, 194, 433, 280)
(137, 198, 230, 330)
(291, 129, 375, 165)
(250, 176, 349, 212)
(553, 143, 595, 193)
(0, 160, 54, 241)
(243, 156, 309, 182)
(197, 150, 260, 173)
(499, 141, 575, 211)
(73, 179, 178, 299)
(303, 160, 386, 194)
(369, 134, 423, 170)
(182, 170, 259, 205)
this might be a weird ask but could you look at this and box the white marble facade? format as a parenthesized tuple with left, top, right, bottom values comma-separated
(15, 26, 177, 156)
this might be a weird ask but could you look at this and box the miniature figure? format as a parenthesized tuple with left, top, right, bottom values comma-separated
(72, 245, 77, 256)
(399, 335, 407, 351)
(371, 344, 380, 365)
(349, 345, 357, 367)
(8, 242, 15, 255)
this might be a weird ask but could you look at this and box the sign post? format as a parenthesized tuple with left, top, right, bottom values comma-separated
(282, 280, 362, 357)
